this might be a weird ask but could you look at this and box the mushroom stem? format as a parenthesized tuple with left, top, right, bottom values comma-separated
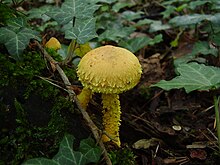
(77, 88, 92, 109)
(101, 93, 121, 147)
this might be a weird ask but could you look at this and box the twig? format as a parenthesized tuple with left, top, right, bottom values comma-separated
(38, 76, 69, 93)
(34, 40, 112, 165)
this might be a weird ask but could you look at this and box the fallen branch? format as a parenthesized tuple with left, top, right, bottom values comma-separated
(34, 40, 112, 165)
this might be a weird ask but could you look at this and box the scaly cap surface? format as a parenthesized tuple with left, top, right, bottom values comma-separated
(77, 45, 142, 94)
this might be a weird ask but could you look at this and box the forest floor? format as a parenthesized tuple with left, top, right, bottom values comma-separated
(1, 0, 220, 165)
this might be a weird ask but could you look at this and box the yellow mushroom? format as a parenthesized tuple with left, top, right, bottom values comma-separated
(77, 45, 142, 147)
(45, 37, 61, 51)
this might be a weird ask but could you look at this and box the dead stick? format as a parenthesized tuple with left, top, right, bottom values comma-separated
(35, 40, 112, 165)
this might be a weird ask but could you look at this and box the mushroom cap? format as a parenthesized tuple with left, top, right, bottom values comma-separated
(45, 37, 61, 50)
(77, 45, 142, 94)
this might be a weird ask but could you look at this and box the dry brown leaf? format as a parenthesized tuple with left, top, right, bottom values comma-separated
(163, 157, 189, 164)
(153, 122, 176, 135)
(186, 142, 207, 149)
(132, 138, 161, 149)
(190, 149, 207, 160)
(49, 61, 57, 72)
(139, 53, 164, 86)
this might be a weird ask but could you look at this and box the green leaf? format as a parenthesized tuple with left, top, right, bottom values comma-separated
(0, 17, 39, 60)
(99, 26, 135, 42)
(152, 62, 220, 93)
(212, 1, 220, 10)
(174, 41, 218, 67)
(169, 13, 220, 27)
(161, 6, 176, 19)
(0, 3, 17, 24)
(79, 138, 102, 163)
(0, 27, 39, 60)
(53, 134, 90, 165)
(136, 18, 155, 26)
(6, 17, 28, 31)
(169, 14, 209, 26)
(22, 158, 58, 165)
(65, 18, 97, 44)
(90, 0, 116, 4)
(175, 4, 188, 12)
(149, 34, 163, 45)
(211, 32, 220, 46)
(46, 7, 72, 25)
(162, 0, 191, 5)
(46, 0, 100, 25)
(47, 0, 99, 43)
(149, 21, 171, 32)
(121, 11, 143, 21)
(23, 135, 87, 165)
(209, 13, 220, 25)
(173, 53, 206, 68)
(119, 34, 163, 53)
(192, 41, 218, 56)
(38, 21, 58, 32)
(96, 12, 122, 31)
(112, 2, 135, 12)
(27, 5, 53, 22)
(22, 134, 101, 165)
(0, 27, 15, 43)
(189, 0, 210, 9)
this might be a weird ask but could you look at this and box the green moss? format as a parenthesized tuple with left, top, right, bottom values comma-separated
(0, 51, 78, 164)
(109, 147, 136, 165)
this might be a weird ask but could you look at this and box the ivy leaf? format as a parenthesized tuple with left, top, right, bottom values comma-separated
(209, 13, 220, 25)
(189, 0, 211, 9)
(46, 0, 100, 25)
(79, 138, 102, 164)
(169, 13, 220, 27)
(175, 4, 188, 12)
(136, 18, 155, 26)
(112, 2, 135, 12)
(161, 6, 176, 18)
(27, 5, 53, 22)
(211, 31, 220, 46)
(191, 41, 218, 56)
(90, 0, 116, 3)
(152, 62, 220, 93)
(149, 21, 171, 32)
(0, 27, 15, 43)
(0, 3, 17, 24)
(121, 11, 143, 21)
(0, 17, 39, 60)
(169, 14, 209, 27)
(119, 34, 163, 53)
(22, 158, 58, 165)
(65, 18, 97, 44)
(53, 135, 86, 165)
(22, 134, 101, 165)
(47, 0, 99, 43)
(174, 41, 218, 67)
(98, 26, 135, 43)
(0, 27, 39, 60)
(46, 7, 72, 25)
(23, 135, 87, 165)
(173, 54, 206, 68)
(6, 17, 27, 32)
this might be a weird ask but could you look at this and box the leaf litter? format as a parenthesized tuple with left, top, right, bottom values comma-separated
(119, 26, 220, 165)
